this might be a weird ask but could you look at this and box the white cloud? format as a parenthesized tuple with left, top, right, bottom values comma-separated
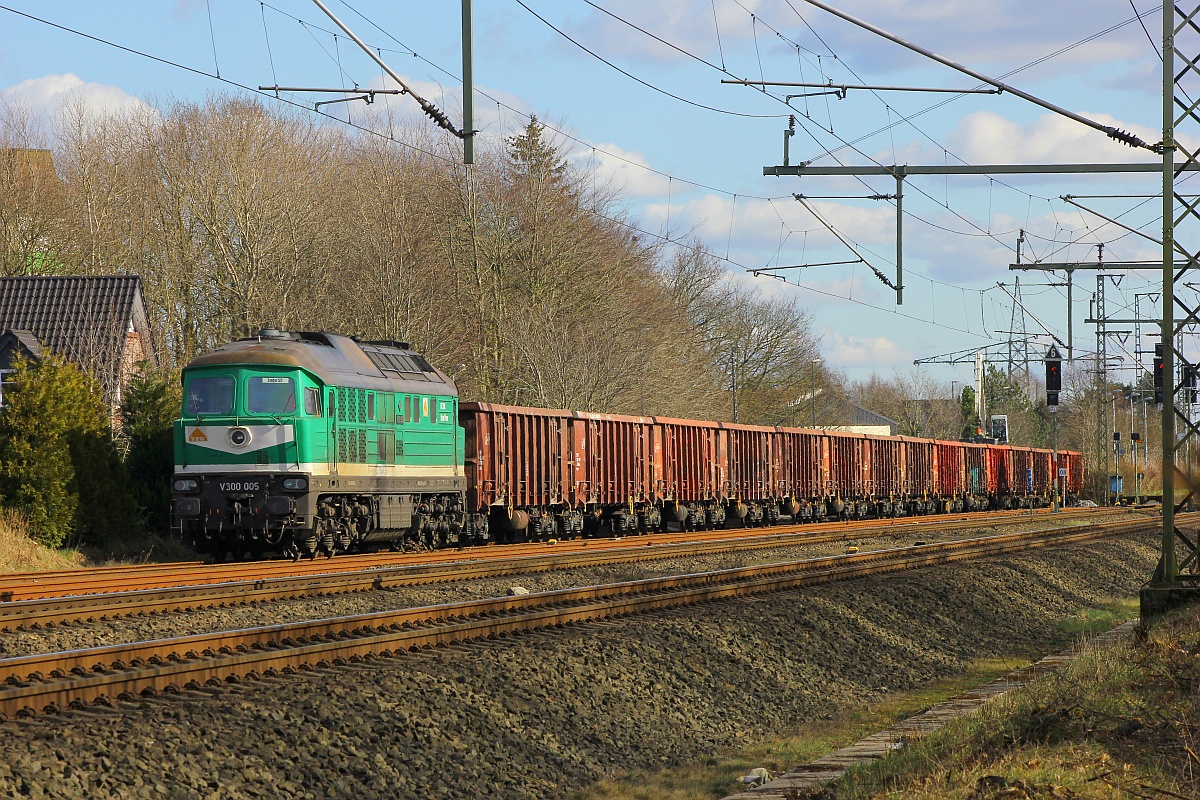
(351, 73, 532, 146)
(573, 142, 672, 197)
(944, 110, 1162, 165)
(1, 74, 150, 129)
(640, 191, 897, 258)
(824, 329, 913, 367)
(564, 0, 1151, 76)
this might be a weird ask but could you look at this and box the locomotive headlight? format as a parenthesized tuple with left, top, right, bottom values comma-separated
(282, 477, 308, 491)
(173, 478, 199, 492)
(228, 427, 251, 448)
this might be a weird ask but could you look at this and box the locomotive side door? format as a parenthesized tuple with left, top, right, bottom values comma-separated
(328, 388, 339, 476)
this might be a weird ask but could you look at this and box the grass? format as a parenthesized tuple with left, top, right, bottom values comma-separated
(832, 607, 1200, 799)
(567, 657, 1032, 800)
(77, 528, 198, 566)
(0, 507, 197, 572)
(568, 598, 1152, 800)
(0, 509, 81, 573)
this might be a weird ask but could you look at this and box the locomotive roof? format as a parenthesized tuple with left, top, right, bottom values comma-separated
(186, 331, 458, 395)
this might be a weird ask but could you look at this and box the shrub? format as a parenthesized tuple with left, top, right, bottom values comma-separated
(0, 355, 136, 547)
(119, 366, 180, 534)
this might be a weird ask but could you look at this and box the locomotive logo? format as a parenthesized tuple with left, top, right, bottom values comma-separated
(184, 425, 294, 454)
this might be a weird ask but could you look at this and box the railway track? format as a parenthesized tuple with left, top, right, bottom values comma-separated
(0, 507, 1118, 604)
(0, 511, 1167, 722)
(0, 508, 1141, 631)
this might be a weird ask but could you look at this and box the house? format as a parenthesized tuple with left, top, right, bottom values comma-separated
(0, 275, 157, 415)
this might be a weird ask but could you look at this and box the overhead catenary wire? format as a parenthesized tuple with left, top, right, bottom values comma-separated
(511, 0, 786, 120)
(0, 1, 1116, 350)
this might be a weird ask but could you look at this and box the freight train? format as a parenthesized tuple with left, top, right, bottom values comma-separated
(171, 331, 1085, 559)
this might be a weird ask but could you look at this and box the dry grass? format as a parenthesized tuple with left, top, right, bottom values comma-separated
(77, 529, 198, 567)
(568, 600, 1143, 800)
(833, 607, 1200, 799)
(0, 509, 82, 573)
(0, 509, 197, 573)
(567, 658, 1034, 800)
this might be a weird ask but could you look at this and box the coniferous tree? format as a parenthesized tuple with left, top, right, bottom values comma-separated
(119, 365, 180, 534)
(0, 356, 135, 547)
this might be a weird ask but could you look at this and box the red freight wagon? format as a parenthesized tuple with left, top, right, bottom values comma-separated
(1010, 448, 1033, 494)
(460, 402, 1085, 541)
(934, 441, 965, 501)
(1064, 451, 1085, 494)
(903, 439, 930, 494)
(868, 435, 904, 498)
(724, 424, 771, 501)
(829, 432, 868, 499)
(1032, 450, 1052, 494)
(657, 417, 721, 503)
(771, 429, 826, 520)
(963, 444, 988, 507)
(577, 412, 657, 506)
(988, 447, 1011, 495)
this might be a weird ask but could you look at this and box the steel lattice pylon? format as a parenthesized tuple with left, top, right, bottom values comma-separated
(1145, 3, 1200, 614)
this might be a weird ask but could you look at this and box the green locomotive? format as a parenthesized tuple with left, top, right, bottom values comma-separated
(171, 330, 484, 559)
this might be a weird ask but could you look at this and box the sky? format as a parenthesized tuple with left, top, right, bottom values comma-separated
(0, 1, 1177, 392)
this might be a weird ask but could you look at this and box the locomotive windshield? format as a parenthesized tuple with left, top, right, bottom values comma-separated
(247, 376, 297, 414)
(185, 376, 234, 415)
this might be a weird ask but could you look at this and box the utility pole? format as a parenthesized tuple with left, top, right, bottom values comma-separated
(756, 0, 1200, 615)
(462, 0, 474, 164)
(974, 351, 986, 435)
(1142, 3, 1200, 617)
(1096, 275, 1110, 505)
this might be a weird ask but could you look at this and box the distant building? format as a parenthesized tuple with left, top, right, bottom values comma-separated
(0, 275, 157, 415)
(848, 404, 899, 436)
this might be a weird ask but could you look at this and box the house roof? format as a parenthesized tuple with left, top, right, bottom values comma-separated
(850, 403, 899, 434)
(0, 275, 157, 396)
(0, 329, 43, 361)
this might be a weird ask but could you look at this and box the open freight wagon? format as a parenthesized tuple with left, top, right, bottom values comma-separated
(460, 403, 1083, 541)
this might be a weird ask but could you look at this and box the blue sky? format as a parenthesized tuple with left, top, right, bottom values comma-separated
(0, 1, 1173, 390)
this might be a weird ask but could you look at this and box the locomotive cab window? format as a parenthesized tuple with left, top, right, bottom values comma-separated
(304, 387, 323, 417)
(247, 376, 296, 414)
(185, 376, 234, 415)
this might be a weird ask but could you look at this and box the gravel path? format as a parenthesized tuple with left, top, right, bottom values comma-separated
(0, 528, 1162, 799)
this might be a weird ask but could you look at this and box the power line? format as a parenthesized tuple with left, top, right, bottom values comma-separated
(511, 0, 786, 120)
(0, 1, 996, 342)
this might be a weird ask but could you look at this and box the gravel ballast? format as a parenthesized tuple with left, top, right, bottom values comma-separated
(0, 518, 1104, 658)
(0, 530, 1162, 799)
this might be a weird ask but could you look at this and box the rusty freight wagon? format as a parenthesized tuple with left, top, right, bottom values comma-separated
(461, 402, 1084, 540)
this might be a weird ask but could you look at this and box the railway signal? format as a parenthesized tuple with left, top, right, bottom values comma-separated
(1044, 345, 1061, 407)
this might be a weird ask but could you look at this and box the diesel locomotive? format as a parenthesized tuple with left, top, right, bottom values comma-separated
(172, 330, 1085, 559)
(172, 330, 482, 559)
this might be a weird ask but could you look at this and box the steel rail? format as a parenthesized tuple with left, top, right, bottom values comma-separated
(0, 507, 1121, 604)
(0, 509, 1137, 630)
(0, 514, 1166, 721)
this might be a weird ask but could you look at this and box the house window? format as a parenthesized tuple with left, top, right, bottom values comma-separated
(0, 369, 13, 409)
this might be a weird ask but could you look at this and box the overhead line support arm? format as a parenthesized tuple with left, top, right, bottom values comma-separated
(799, 0, 1158, 151)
